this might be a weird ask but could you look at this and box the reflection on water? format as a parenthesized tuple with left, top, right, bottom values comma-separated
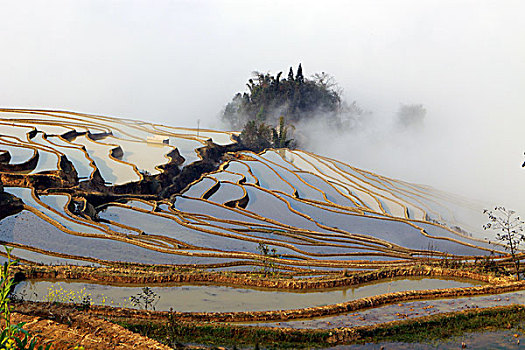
(15, 277, 477, 313)
(0, 210, 228, 265)
(109, 137, 172, 175)
(257, 289, 525, 330)
(72, 135, 140, 185)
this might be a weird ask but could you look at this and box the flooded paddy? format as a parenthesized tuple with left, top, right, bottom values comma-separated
(206, 182, 245, 204)
(182, 177, 217, 198)
(0, 142, 35, 164)
(72, 135, 140, 185)
(14, 277, 478, 313)
(8, 247, 100, 266)
(5, 187, 109, 236)
(0, 210, 232, 265)
(206, 171, 244, 184)
(0, 109, 520, 348)
(252, 289, 525, 329)
(108, 137, 173, 175)
(0, 123, 34, 140)
(168, 137, 203, 165)
(224, 161, 258, 184)
(45, 136, 94, 179)
(195, 131, 235, 145)
(242, 159, 296, 195)
(31, 148, 59, 173)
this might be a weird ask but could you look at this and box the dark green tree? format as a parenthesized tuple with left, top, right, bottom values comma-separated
(222, 64, 346, 131)
(239, 120, 273, 152)
(287, 67, 294, 82)
(272, 116, 295, 148)
(296, 63, 304, 84)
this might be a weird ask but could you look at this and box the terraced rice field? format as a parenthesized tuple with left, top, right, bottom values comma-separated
(0, 108, 520, 348)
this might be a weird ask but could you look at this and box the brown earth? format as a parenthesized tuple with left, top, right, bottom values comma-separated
(12, 307, 171, 350)
(0, 191, 24, 220)
(14, 301, 525, 347)
(14, 264, 510, 291)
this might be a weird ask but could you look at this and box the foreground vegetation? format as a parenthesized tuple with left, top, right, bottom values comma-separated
(6, 257, 525, 348)
(357, 305, 525, 344)
(115, 305, 525, 349)
(117, 319, 331, 349)
(0, 248, 52, 350)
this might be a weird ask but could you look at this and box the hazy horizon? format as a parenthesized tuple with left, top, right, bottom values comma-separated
(0, 0, 524, 214)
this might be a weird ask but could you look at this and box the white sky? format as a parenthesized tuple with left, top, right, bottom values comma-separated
(0, 0, 524, 213)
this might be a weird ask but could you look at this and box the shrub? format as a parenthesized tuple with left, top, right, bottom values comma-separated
(0, 247, 52, 350)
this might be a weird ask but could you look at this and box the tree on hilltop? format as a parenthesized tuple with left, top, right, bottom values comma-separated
(221, 64, 346, 130)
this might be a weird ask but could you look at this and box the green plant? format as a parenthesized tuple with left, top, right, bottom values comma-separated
(484, 207, 524, 279)
(13, 332, 51, 350)
(478, 253, 502, 275)
(0, 247, 52, 350)
(130, 287, 159, 311)
(257, 243, 280, 277)
(239, 119, 273, 152)
(272, 116, 295, 149)
(77, 295, 91, 311)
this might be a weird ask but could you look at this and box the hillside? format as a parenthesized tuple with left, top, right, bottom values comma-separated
(0, 108, 517, 349)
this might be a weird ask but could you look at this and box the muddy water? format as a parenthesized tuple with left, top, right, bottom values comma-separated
(14, 277, 478, 312)
(254, 289, 525, 329)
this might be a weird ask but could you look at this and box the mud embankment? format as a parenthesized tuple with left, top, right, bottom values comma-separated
(12, 303, 171, 350)
(70, 139, 246, 210)
(13, 301, 525, 347)
(0, 179, 23, 220)
(0, 154, 78, 191)
(75, 279, 525, 324)
(15, 264, 508, 290)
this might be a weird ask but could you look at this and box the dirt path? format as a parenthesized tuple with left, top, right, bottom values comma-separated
(12, 307, 171, 350)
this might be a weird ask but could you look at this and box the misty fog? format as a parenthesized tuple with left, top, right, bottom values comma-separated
(0, 1, 524, 213)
